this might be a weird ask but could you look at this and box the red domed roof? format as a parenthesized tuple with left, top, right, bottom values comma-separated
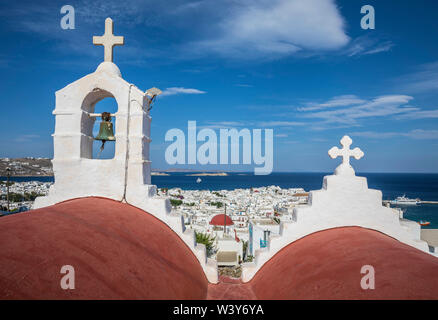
(248, 227, 438, 299)
(0, 197, 208, 299)
(209, 214, 233, 226)
(1, 201, 437, 300)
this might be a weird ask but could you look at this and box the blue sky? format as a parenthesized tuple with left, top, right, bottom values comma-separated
(1, 0, 438, 172)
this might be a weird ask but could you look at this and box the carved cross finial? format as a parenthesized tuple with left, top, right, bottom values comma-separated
(93, 18, 124, 62)
(328, 135, 364, 176)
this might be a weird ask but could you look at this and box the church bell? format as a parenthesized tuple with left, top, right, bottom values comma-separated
(95, 112, 115, 150)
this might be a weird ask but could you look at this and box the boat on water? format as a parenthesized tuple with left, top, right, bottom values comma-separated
(419, 220, 431, 226)
(390, 195, 421, 205)
(196, 177, 202, 183)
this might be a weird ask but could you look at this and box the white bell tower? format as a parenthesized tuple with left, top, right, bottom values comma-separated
(33, 18, 171, 217)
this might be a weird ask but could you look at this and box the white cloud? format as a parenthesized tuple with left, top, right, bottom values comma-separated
(14, 134, 40, 142)
(198, 120, 305, 129)
(352, 129, 438, 140)
(258, 121, 305, 127)
(395, 61, 438, 93)
(199, 121, 248, 129)
(160, 87, 206, 97)
(344, 36, 394, 57)
(5, 0, 395, 63)
(299, 94, 418, 125)
(396, 109, 438, 120)
(249, 94, 437, 132)
(264, 93, 438, 132)
(362, 42, 394, 55)
(298, 95, 366, 111)
(188, 0, 349, 59)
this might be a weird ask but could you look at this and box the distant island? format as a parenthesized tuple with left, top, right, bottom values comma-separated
(0, 158, 53, 177)
(0, 158, 236, 177)
(151, 172, 170, 176)
(186, 173, 228, 176)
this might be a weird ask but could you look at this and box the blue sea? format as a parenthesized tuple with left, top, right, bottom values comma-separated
(3, 172, 438, 228)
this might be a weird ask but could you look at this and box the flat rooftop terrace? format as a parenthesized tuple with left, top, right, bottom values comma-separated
(421, 229, 438, 248)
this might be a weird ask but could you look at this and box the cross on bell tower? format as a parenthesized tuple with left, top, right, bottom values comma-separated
(328, 135, 364, 176)
(93, 17, 124, 62)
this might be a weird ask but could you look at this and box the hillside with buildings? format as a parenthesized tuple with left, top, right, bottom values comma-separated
(0, 158, 226, 177)
(0, 158, 53, 176)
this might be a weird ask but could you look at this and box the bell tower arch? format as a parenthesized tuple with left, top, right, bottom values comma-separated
(81, 89, 117, 159)
(33, 21, 170, 218)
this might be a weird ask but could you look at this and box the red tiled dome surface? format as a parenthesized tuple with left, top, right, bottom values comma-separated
(0, 198, 208, 299)
(1, 198, 437, 300)
(209, 214, 233, 226)
(248, 227, 438, 300)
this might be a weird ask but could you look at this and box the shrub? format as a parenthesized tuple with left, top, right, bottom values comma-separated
(170, 199, 183, 207)
(213, 192, 225, 198)
(195, 232, 216, 257)
(209, 201, 223, 208)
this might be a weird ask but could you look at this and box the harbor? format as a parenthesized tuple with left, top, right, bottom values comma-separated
(418, 200, 438, 204)
(2, 175, 438, 230)
(383, 199, 438, 205)
(382, 200, 438, 206)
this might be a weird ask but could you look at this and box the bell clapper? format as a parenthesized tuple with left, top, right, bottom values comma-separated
(96, 142, 105, 159)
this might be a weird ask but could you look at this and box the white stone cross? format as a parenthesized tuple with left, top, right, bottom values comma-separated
(93, 18, 124, 62)
(328, 135, 364, 176)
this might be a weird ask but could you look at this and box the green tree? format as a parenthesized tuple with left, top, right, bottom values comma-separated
(209, 201, 223, 208)
(170, 199, 183, 207)
(213, 192, 225, 198)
